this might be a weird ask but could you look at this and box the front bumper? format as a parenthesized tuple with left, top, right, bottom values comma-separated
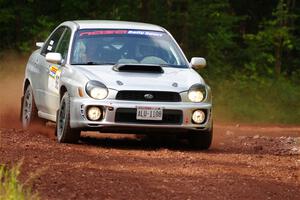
(69, 97, 212, 133)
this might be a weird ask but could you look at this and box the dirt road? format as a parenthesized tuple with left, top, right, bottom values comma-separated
(0, 122, 299, 200)
(0, 72, 299, 199)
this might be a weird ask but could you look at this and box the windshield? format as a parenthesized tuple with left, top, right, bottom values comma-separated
(71, 29, 188, 68)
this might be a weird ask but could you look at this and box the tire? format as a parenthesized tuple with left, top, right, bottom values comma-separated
(188, 128, 213, 150)
(56, 92, 80, 143)
(21, 85, 40, 129)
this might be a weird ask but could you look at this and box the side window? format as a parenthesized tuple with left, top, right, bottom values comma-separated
(55, 28, 72, 60)
(41, 27, 65, 55)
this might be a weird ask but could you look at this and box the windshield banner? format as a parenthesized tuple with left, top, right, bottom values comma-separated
(79, 30, 164, 37)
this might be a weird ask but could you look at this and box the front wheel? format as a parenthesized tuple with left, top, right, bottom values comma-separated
(56, 92, 80, 143)
(188, 128, 213, 150)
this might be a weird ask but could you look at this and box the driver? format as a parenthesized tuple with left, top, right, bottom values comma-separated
(137, 44, 167, 65)
(138, 44, 156, 58)
(73, 39, 100, 63)
(85, 40, 99, 62)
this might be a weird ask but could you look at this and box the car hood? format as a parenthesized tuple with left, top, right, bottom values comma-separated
(75, 65, 205, 92)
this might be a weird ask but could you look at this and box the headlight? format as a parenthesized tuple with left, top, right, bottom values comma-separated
(86, 80, 108, 100)
(188, 84, 206, 102)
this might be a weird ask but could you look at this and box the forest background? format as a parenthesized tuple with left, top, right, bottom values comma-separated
(0, 0, 299, 124)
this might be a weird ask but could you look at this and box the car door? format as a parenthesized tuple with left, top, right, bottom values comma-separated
(46, 27, 72, 116)
(34, 27, 66, 114)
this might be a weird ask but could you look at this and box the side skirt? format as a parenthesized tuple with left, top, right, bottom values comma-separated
(38, 111, 56, 122)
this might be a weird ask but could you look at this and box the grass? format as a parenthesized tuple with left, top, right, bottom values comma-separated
(211, 76, 300, 124)
(0, 163, 39, 200)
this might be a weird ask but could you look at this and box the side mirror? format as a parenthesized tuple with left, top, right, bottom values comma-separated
(36, 42, 44, 48)
(46, 52, 62, 64)
(190, 57, 206, 69)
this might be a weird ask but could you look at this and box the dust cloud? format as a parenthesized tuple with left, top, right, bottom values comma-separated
(0, 73, 24, 128)
(0, 53, 27, 128)
(0, 70, 56, 139)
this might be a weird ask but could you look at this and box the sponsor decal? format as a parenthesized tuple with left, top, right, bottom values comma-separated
(49, 66, 58, 78)
(80, 30, 128, 36)
(128, 30, 163, 37)
(79, 30, 164, 37)
(48, 65, 61, 94)
(47, 46, 52, 51)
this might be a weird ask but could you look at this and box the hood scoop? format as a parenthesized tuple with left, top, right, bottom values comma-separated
(113, 64, 164, 74)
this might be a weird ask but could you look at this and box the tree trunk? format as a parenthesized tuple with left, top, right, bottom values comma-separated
(15, 5, 21, 48)
(274, 39, 283, 77)
(140, 0, 149, 22)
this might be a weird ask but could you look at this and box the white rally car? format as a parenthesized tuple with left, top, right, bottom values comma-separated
(21, 20, 213, 149)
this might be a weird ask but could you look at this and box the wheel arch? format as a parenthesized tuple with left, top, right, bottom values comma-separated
(59, 85, 68, 100)
(23, 79, 31, 94)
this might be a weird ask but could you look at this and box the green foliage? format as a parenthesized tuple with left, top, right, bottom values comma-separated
(0, 163, 39, 200)
(244, 0, 296, 77)
(188, 1, 239, 64)
(18, 16, 57, 52)
(212, 74, 300, 124)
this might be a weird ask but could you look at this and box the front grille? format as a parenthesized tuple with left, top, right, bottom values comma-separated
(115, 108, 182, 125)
(116, 91, 181, 102)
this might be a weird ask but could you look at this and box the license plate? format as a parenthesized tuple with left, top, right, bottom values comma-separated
(136, 107, 163, 120)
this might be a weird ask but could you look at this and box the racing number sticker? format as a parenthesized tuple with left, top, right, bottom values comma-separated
(48, 65, 61, 94)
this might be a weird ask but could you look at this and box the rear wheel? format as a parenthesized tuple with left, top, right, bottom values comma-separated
(21, 85, 40, 129)
(56, 92, 80, 143)
(188, 128, 213, 150)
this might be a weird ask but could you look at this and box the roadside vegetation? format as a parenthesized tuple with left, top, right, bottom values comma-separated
(0, 0, 299, 124)
(211, 76, 300, 124)
(0, 163, 39, 200)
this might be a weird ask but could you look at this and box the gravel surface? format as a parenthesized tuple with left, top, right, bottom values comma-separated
(1, 69, 299, 199)
(0, 123, 299, 200)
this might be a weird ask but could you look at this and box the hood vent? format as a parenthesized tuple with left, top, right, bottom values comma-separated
(113, 64, 164, 73)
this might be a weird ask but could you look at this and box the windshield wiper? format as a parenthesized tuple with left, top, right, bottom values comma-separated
(72, 62, 115, 65)
(159, 64, 187, 68)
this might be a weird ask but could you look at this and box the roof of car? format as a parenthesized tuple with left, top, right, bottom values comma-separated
(72, 20, 165, 32)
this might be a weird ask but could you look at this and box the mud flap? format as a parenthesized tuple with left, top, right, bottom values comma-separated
(20, 96, 24, 122)
(54, 110, 59, 136)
